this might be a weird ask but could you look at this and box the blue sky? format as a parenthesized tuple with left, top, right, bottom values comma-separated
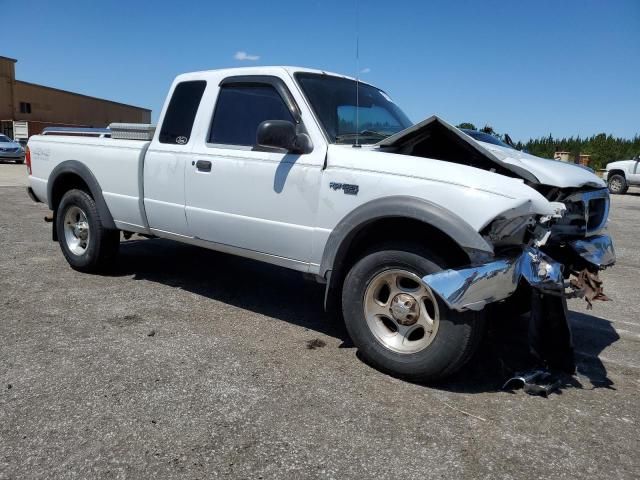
(4, 0, 639, 141)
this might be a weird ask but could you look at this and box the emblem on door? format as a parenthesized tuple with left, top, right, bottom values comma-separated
(329, 182, 359, 195)
(176, 136, 188, 145)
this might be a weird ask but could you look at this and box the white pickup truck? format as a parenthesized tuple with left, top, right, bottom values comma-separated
(605, 156, 640, 194)
(26, 66, 615, 381)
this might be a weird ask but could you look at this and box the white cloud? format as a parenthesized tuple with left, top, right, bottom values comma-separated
(360, 67, 371, 74)
(234, 51, 260, 61)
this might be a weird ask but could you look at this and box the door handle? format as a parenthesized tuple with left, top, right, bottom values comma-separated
(195, 160, 212, 172)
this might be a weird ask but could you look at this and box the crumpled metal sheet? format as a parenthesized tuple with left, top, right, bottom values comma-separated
(570, 269, 611, 309)
(502, 369, 562, 397)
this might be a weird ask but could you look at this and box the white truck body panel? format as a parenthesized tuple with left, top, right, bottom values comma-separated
(324, 146, 555, 225)
(28, 135, 150, 230)
(143, 145, 191, 236)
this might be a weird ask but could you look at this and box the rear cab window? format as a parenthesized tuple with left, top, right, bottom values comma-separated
(159, 81, 207, 145)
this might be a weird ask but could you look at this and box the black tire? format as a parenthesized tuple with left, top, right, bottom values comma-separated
(608, 174, 628, 195)
(15, 159, 24, 164)
(56, 189, 120, 272)
(342, 245, 484, 382)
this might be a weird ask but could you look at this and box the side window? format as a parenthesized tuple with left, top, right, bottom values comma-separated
(20, 102, 32, 114)
(209, 84, 294, 146)
(159, 80, 206, 145)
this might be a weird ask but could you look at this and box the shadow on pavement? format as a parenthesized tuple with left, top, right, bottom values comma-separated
(113, 238, 350, 343)
(569, 311, 620, 389)
(113, 237, 619, 393)
(432, 308, 619, 394)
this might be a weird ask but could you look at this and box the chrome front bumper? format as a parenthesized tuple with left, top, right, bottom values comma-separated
(569, 234, 616, 268)
(422, 234, 615, 312)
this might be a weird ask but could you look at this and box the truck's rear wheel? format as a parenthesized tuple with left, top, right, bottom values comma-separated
(56, 189, 120, 272)
(608, 174, 628, 194)
(342, 246, 484, 382)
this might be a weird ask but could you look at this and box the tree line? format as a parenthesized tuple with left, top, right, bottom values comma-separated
(456, 123, 640, 170)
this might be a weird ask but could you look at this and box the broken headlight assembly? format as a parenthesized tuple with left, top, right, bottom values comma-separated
(484, 215, 536, 246)
(484, 202, 565, 247)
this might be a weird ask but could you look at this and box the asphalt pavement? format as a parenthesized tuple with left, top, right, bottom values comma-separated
(1, 163, 638, 479)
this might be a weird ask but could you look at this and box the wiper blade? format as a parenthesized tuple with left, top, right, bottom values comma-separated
(359, 130, 389, 137)
(335, 130, 389, 142)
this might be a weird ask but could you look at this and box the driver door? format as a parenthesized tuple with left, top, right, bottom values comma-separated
(184, 77, 325, 268)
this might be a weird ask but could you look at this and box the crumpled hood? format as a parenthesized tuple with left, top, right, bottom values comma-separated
(378, 115, 605, 189)
(478, 142, 606, 189)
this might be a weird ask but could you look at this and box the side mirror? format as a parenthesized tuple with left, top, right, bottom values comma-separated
(256, 120, 312, 154)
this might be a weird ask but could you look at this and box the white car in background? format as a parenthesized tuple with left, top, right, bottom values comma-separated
(0, 134, 25, 163)
(604, 157, 640, 194)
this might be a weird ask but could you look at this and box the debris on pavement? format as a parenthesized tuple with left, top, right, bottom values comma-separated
(502, 369, 563, 397)
(441, 401, 487, 422)
(306, 339, 326, 350)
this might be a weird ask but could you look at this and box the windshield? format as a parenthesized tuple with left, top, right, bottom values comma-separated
(295, 73, 412, 145)
(462, 129, 515, 150)
(0, 135, 11, 143)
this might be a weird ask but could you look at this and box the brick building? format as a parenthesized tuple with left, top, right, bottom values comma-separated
(0, 56, 151, 139)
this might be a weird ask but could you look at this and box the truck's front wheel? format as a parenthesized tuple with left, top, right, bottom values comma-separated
(342, 246, 484, 382)
(56, 189, 120, 272)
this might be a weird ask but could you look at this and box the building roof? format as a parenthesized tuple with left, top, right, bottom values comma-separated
(16, 80, 151, 112)
(2, 55, 149, 112)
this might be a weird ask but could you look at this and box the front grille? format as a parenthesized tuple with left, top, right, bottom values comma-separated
(582, 189, 610, 233)
(552, 188, 609, 237)
(587, 197, 607, 231)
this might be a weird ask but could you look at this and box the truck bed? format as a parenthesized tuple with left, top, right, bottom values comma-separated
(28, 135, 151, 231)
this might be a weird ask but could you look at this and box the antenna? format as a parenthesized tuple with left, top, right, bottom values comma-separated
(354, 0, 361, 148)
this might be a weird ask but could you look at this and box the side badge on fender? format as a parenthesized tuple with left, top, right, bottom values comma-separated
(330, 182, 359, 195)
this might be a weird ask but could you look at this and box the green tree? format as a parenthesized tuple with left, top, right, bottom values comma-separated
(456, 122, 476, 130)
(523, 133, 640, 169)
(480, 125, 496, 135)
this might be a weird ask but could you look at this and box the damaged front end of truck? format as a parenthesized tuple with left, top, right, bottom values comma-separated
(423, 218, 615, 373)
(379, 116, 616, 375)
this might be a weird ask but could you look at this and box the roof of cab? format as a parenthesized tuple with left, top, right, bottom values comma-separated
(173, 66, 359, 84)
